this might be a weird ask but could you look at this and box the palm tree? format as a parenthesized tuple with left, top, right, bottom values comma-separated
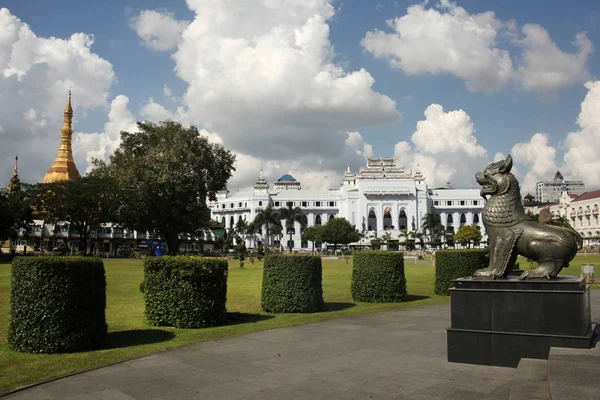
(271, 224, 283, 251)
(382, 231, 393, 250)
(246, 220, 257, 249)
(235, 218, 248, 247)
(398, 229, 409, 250)
(421, 212, 444, 246)
(253, 205, 281, 249)
(278, 203, 308, 253)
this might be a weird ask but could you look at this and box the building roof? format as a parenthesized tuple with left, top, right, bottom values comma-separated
(271, 189, 336, 200)
(278, 174, 297, 182)
(571, 189, 600, 202)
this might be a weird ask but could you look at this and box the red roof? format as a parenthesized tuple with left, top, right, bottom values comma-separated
(571, 189, 600, 202)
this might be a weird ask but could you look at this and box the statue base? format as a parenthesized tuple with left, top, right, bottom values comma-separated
(447, 275, 594, 368)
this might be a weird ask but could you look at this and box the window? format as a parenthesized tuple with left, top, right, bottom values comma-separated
(329, 201, 335, 207)
(275, 201, 280, 207)
(238, 202, 242, 207)
(114, 228, 123, 234)
(473, 201, 478, 206)
(447, 201, 452, 206)
(259, 201, 263, 206)
(245, 202, 247, 207)
(287, 202, 293, 207)
(301, 239, 308, 248)
(287, 228, 295, 235)
(460, 201, 465, 206)
(230, 203, 234, 208)
(258, 228, 262, 234)
(434, 201, 439, 206)
(221, 204, 225, 209)
(315, 201, 321, 207)
(302, 201, 307, 207)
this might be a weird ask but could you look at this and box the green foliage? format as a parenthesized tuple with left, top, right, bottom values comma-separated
(143, 256, 228, 328)
(278, 203, 308, 253)
(319, 217, 361, 252)
(453, 225, 482, 248)
(35, 176, 118, 255)
(256, 244, 265, 259)
(261, 254, 324, 313)
(236, 242, 247, 267)
(0, 184, 36, 242)
(92, 120, 236, 255)
(253, 206, 282, 249)
(8, 256, 107, 353)
(351, 251, 407, 303)
(421, 212, 445, 244)
(434, 249, 489, 295)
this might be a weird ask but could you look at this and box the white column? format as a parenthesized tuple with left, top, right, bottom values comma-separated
(377, 204, 384, 232)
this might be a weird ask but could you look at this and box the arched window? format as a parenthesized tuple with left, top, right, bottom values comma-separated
(460, 213, 467, 227)
(230, 216, 234, 227)
(384, 207, 392, 229)
(473, 214, 480, 224)
(368, 209, 377, 231)
(221, 217, 225, 226)
(329, 215, 334, 221)
(315, 215, 322, 227)
(447, 214, 454, 227)
(398, 209, 407, 231)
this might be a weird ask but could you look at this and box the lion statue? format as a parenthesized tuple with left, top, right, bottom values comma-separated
(473, 155, 582, 280)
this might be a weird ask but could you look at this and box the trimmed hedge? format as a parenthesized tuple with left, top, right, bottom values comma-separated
(8, 256, 107, 353)
(351, 251, 407, 303)
(261, 254, 324, 313)
(143, 256, 228, 328)
(434, 249, 489, 295)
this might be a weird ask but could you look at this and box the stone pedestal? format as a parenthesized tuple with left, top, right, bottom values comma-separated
(447, 275, 594, 368)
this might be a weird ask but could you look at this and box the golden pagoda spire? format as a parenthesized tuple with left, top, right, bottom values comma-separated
(43, 90, 81, 184)
(8, 154, 20, 194)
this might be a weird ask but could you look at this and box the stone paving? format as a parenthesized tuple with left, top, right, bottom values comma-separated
(5, 291, 599, 400)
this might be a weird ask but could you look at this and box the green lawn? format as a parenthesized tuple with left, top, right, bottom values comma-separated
(0, 257, 446, 393)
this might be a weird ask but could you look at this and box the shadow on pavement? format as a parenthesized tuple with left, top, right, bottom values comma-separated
(104, 329, 176, 350)
(323, 302, 356, 312)
(226, 312, 275, 325)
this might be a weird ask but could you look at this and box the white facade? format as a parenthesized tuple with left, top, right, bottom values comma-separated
(535, 171, 585, 203)
(545, 190, 600, 247)
(210, 158, 486, 250)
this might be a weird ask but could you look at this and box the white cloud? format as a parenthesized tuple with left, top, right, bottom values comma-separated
(516, 24, 592, 99)
(137, 0, 402, 190)
(129, 10, 189, 51)
(361, 0, 512, 92)
(74, 95, 138, 172)
(510, 133, 557, 193)
(563, 81, 600, 188)
(0, 8, 115, 185)
(393, 104, 489, 188)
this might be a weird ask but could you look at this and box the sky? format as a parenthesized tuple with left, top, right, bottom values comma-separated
(1, 0, 599, 195)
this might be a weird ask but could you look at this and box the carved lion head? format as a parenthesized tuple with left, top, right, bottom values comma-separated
(475, 155, 513, 199)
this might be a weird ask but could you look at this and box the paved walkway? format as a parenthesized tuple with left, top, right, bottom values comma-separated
(6, 291, 600, 400)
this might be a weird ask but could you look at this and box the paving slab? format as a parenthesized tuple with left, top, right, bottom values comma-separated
(4, 291, 600, 400)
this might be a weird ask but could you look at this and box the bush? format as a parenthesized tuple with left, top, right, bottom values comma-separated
(351, 251, 407, 303)
(8, 256, 107, 353)
(143, 256, 228, 328)
(261, 254, 324, 313)
(434, 249, 489, 295)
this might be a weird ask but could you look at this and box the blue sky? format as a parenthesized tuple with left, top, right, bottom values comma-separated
(1, 0, 599, 192)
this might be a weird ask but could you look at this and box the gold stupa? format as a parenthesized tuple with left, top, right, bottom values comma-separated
(43, 91, 81, 183)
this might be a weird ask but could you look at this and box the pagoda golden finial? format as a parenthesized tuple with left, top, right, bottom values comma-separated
(13, 154, 18, 177)
(43, 90, 80, 184)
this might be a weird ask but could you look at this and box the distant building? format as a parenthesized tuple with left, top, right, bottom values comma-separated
(535, 171, 585, 203)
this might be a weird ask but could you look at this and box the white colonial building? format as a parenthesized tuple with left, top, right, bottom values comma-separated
(210, 158, 486, 250)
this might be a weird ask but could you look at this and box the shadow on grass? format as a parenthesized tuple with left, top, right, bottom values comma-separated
(404, 295, 431, 302)
(323, 302, 356, 312)
(226, 312, 275, 326)
(104, 329, 175, 350)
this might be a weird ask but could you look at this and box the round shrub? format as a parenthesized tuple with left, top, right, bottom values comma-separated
(351, 251, 407, 303)
(144, 256, 228, 328)
(261, 254, 324, 313)
(434, 249, 489, 295)
(8, 256, 107, 353)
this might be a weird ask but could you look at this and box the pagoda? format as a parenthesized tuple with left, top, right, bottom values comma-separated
(43, 91, 80, 183)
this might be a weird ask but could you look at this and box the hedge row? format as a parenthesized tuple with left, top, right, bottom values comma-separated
(434, 249, 489, 295)
(8, 256, 107, 353)
(351, 251, 407, 303)
(143, 257, 228, 328)
(261, 254, 324, 313)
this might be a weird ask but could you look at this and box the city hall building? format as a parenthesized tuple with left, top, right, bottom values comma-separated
(211, 158, 486, 250)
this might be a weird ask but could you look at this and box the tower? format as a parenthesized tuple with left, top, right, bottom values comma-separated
(7, 155, 20, 194)
(43, 90, 81, 183)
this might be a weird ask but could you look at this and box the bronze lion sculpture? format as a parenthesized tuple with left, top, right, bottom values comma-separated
(473, 155, 582, 279)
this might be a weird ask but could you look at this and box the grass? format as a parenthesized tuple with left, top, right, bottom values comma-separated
(0, 257, 446, 393)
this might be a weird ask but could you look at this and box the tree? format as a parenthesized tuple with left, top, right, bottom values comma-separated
(246, 220, 258, 248)
(421, 212, 444, 244)
(0, 183, 36, 254)
(270, 224, 283, 251)
(302, 226, 322, 254)
(92, 120, 235, 255)
(253, 205, 281, 249)
(235, 218, 248, 247)
(382, 231, 393, 250)
(454, 225, 482, 248)
(36, 176, 118, 255)
(549, 215, 572, 228)
(319, 217, 361, 254)
(278, 203, 307, 253)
